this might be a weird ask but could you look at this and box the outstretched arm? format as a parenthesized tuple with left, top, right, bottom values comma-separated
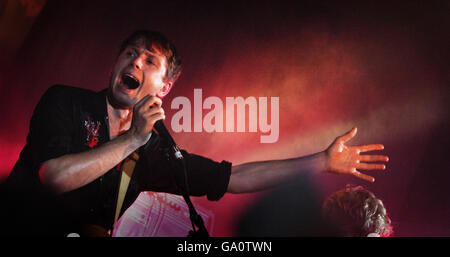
(227, 127, 388, 194)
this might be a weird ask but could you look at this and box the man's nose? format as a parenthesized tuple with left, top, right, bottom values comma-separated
(133, 55, 144, 70)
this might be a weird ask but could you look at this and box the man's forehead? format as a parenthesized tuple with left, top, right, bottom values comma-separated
(127, 38, 165, 55)
(126, 43, 162, 56)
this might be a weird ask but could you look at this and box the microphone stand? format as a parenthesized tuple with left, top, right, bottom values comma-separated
(153, 121, 209, 238)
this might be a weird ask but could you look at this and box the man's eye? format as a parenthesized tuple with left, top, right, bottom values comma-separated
(146, 59, 153, 65)
(126, 51, 136, 57)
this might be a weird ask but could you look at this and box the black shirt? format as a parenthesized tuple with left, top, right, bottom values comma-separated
(3, 85, 231, 236)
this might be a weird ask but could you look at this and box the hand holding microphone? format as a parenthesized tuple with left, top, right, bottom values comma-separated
(128, 95, 165, 147)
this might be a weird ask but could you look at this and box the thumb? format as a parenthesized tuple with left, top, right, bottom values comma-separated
(339, 127, 357, 143)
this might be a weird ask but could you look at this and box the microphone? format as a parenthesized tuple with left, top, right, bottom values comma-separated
(153, 120, 183, 160)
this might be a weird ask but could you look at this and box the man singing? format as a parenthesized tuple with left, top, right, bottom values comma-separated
(2, 30, 389, 236)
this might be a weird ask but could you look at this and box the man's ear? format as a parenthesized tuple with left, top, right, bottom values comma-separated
(157, 81, 173, 98)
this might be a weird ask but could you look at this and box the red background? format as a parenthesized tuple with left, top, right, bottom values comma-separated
(0, 0, 449, 236)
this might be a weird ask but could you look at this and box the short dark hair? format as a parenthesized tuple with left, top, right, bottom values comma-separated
(322, 186, 393, 237)
(119, 30, 182, 83)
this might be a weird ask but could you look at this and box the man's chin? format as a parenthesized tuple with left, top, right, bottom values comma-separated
(107, 89, 136, 109)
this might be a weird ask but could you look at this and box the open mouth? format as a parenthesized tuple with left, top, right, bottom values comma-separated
(121, 74, 140, 90)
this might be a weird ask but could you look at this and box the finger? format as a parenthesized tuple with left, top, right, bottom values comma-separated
(356, 162, 386, 170)
(338, 127, 357, 143)
(142, 96, 162, 110)
(144, 106, 164, 117)
(134, 94, 152, 109)
(147, 111, 166, 125)
(352, 170, 375, 183)
(359, 155, 389, 162)
(357, 144, 384, 153)
(136, 95, 162, 113)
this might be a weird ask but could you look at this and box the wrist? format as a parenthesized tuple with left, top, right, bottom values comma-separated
(315, 151, 329, 174)
(124, 128, 151, 149)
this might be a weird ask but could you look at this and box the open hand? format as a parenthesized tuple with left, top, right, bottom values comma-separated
(325, 127, 389, 182)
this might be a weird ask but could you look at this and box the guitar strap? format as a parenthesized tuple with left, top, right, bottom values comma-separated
(111, 145, 208, 237)
(113, 150, 140, 229)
